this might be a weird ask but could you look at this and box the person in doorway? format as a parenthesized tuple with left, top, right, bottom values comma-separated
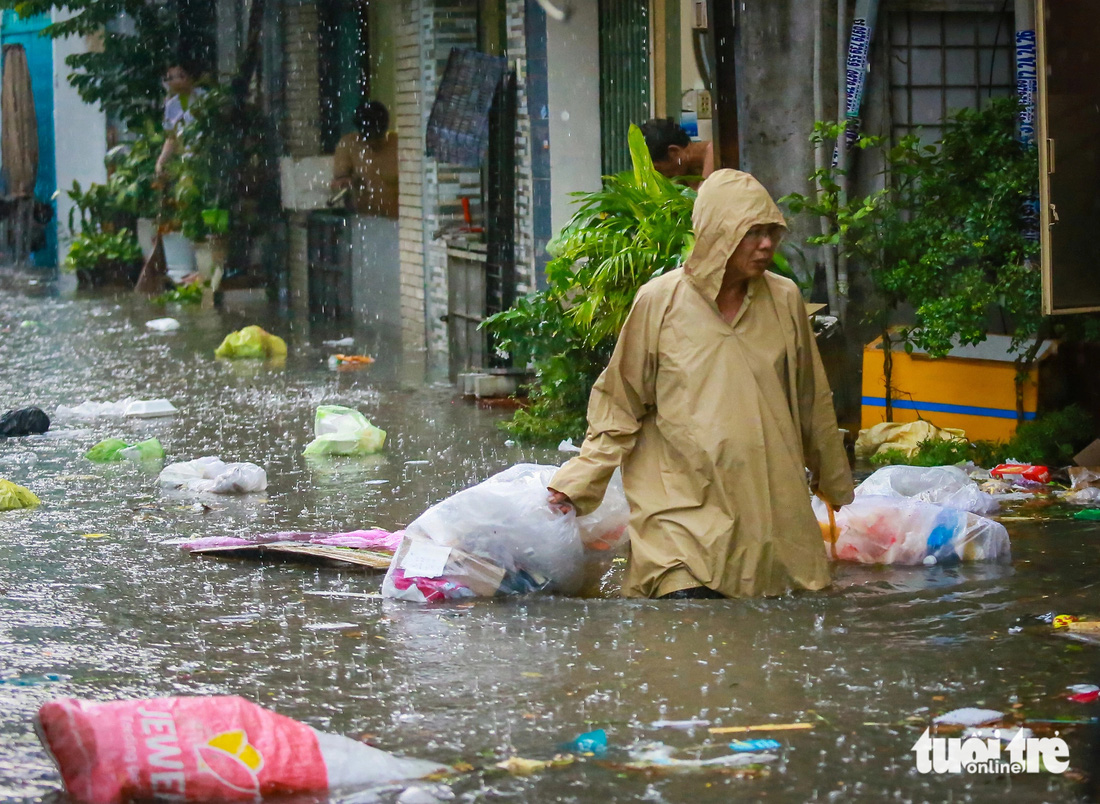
(640, 117, 714, 184)
(547, 170, 854, 600)
(331, 100, 399, 218)
(154, 60, 206, 179)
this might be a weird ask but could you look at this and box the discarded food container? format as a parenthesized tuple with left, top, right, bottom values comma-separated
(0, 479, 39, 510)
(35, 695, 446, 804)
(0, 407, 50, 437)
(991, 464, 1051, 484)
(123, 399, 177, 419)
(145, 317, 180, 332)
(814, 496, 1011, 565)
(55, 399, 135, 419)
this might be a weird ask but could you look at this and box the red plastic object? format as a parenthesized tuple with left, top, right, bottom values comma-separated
(991, 464, 1051, 484)
(37, 696, 327, 803)
(1068, 690, 1100, 704)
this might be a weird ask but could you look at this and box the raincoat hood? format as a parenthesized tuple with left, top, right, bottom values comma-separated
(683, 169, 787, 302)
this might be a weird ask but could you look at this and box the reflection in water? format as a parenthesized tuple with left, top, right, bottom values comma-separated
(0, 271, 1094, 802)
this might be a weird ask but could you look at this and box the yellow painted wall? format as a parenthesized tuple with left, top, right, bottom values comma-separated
(861, 336, 1041, 443)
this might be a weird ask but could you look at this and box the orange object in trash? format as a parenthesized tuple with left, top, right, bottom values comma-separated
(329, 354, 375, 370)
(991, 464, 1050, 484)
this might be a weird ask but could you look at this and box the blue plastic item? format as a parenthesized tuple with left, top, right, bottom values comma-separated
(728, 738, 781, 753)
(560, 728, 608, 756)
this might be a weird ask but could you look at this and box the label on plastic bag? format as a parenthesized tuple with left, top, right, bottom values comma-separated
(399, 541, 452, 578)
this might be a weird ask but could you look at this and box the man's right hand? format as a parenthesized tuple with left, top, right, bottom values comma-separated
(547, 488, 574, 514)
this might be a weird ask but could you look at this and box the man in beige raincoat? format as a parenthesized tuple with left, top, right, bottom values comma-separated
(548, 170, 854, 599)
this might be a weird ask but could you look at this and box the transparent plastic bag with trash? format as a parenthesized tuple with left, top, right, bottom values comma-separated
(159, 457, 267, 494)
(35, 695, 445, 804)
(382, 464, 629, 602)
(854, 465, 999, 515)
(814, 495, 1010, 565)
(302, 405, 386, 456)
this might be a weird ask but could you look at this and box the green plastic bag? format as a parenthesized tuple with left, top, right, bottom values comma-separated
(85, 438, 130, 462)
(214, 325, 288, 359)
(302, 405, 386, 456)
(119, 438, 165, 462)
(0, 479, 39, 510)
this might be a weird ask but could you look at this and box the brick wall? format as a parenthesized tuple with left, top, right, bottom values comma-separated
(284, 3, 321, 159)
(396, 0, 480, 358)
(396, 0, 425, 351)
(282, 3, 321, 323)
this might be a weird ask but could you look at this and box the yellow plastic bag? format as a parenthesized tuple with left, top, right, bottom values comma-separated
(855, 421, 966, 459)
(214, 326, 288, 360)
(0, 479, 40, 510)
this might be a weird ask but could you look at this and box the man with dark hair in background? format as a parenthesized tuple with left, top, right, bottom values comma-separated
(639, 117, 714, 185)
(331, 100, 398, 218)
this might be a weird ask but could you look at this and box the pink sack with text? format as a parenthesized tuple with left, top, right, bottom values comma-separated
(36, 696, 326, 803)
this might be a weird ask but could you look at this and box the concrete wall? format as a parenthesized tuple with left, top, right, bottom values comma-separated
(545, 0, 603, 238)
(735, 2, 823, 216)
(51, 16, 107, 255)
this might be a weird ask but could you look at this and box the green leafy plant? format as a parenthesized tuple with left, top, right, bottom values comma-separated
(784, 100, 1042, 418)
(167, 87, 269, 241)
(866, 406, 1092, 469)
(63, 228, 142, 282)
(484, 125, 697, 443)
(1004, 405, 1093, 466)
(66, 126, 164, 237)
(486, 124, 807, 444)
(152, 281, 204, 306)
(0, 0, 194, 129)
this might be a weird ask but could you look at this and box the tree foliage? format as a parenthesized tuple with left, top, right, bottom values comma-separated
(484, 127, 696, 443)
(784, 99, 1041, 360)
(0, 0, 187, 128)
(485, 125, 806, 444)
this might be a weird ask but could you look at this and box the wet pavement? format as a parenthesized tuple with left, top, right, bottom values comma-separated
(0, 269, 1097, 803)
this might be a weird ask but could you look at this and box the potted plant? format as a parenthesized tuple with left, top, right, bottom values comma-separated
(63, 127, 164, 288)
(63, 228, 143, 287)
(167, 87, 268, 285)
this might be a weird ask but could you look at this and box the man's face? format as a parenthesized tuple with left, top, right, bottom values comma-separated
(724, 223, 784, 282)
(164, 66, 193, 95)
(652, 144, 690, 178)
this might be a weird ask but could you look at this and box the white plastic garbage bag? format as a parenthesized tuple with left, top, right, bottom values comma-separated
(855, 465, 999, 515)
(815, 495, 1010, 565)
(382, 464, 629, 602)
(145, 317, 180, 332)
(159, 456, 268, 494)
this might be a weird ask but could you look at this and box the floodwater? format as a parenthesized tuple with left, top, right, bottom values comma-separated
(0, 269, 1097, 803)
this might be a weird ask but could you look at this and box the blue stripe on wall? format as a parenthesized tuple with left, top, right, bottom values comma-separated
(861, 397, 1037, 421)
